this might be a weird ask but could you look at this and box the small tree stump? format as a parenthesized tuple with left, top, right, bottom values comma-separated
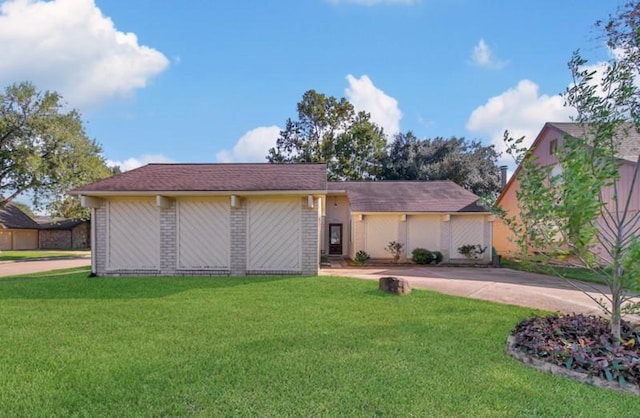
(379, 277, 411, 295)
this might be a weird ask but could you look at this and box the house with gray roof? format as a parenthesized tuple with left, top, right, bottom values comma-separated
(71, 163, 492, 276)
(0, 203, 40, 250)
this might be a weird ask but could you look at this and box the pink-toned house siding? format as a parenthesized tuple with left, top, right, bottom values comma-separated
(493, 122, 640, 259)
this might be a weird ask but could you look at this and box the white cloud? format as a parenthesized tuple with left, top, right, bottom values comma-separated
(107, 154, 174, 172)
(0, 0, 169, 107)
(328, 0, 417, 5)
(216, 126, 281, 163)
(466, 79, 575, 162)
(345, 74, 402, 136)
(471, 39, 507, 70)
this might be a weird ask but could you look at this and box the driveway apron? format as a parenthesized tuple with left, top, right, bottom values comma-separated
(321, 265, 636, 319)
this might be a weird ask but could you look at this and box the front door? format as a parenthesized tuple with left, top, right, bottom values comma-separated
(329, 224, 342, 255)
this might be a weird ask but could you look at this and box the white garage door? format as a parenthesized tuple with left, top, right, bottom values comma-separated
(365, 215, 399, 258)
(407, 215, 441, 253)
(247, 199, 301, 271)
(177, 200, 229, 269)
(450, 215, 485, 258)
(108, 200, 159, 270)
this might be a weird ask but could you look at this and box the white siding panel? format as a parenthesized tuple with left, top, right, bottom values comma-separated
(108, 201, 159, 269)
(364, 215, 399, 258)
(407, 215, 441, 253)
(178, 200, 230, 269)
(248, 199, 301, 271)
(450, 215, 485, 258)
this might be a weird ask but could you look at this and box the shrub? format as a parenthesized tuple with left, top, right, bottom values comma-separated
(412, 248, 434, 265)
(432, 251, 443, 264)
(511, 313, 640, 387)
(354, 250, 370, 265)
(458, 244, 487, 259)
(384, 241, 403, 263)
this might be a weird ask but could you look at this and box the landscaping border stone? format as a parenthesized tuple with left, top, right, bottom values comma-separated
(505, 335, 640, 395)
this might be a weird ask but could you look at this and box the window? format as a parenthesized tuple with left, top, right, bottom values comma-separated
(549, 139, 558, 155)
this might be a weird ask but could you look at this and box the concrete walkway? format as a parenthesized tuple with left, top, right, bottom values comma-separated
(0, 257, 91, 277)
(321, 265, 635, 318)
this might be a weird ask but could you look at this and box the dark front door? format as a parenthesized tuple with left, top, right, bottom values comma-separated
(329, 224, 342, 255)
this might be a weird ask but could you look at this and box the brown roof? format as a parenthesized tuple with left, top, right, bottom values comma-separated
(329, 181, 486, 213)
(71, 163, 327, 194)
(0, 204, 40, 229)
(35, 217, 86, 230)
(497, 121, 640, 206)
(548, 122, 640, 163)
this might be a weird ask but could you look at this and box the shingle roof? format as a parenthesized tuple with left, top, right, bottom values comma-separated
(71, 163, 327, 194)
(328, 181, 486, 213)
(548, 122, 640, 162)
(35, 217, 86, 230)
(0, 204, 40, 229)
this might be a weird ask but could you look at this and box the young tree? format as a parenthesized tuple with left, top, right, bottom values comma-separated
(499, 2, 640, 339)
(383, 132, 502, 197)
(0, 82, 112, 216)
(267, 90, 387, 180)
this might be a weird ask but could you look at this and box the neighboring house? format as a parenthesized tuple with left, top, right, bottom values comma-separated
(493, 122, 640, 257)
(0, 203, 91, 250)
(0, 203, 40, 250)
(71, 163, 493, 277)
(324, 181, 493, 263)
(35, 217, 90, 249)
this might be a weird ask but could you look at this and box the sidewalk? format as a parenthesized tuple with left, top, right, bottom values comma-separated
(0, 258, 91, 277)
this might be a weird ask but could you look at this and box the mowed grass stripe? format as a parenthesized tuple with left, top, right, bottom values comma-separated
(0, 272, 637, 416)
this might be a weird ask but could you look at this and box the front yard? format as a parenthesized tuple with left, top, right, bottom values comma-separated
(0, 269, 638, 416)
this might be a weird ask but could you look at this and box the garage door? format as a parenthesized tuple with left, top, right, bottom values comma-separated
(247, 198, 300, 271)
(450, 215, 485, 258)
(177, 200, 229, 269)
(108, 200, 159, 270)
(364, 215, 399, 258)
(407, 215, 441, 253)
(13, 230, 38, 250)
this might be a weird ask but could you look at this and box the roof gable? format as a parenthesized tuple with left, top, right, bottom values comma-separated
(71, 163, 327, 194)
(0, 204, 40, 229)
(329, 181, 486, 213)
(497, 121, 640, 206)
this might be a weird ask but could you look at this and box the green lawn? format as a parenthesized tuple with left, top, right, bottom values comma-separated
(0, 250, 88, 261)
(0, 271, 637, 416)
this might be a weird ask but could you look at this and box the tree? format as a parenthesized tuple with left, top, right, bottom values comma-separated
(383, 132, 502, 197)
(499, 1, 640, 340)
(0, 82, 111, 217)
(267, 90, 387, 180)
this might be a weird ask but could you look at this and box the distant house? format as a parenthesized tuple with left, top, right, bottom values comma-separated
(0, 204, 40, 250)
(71, 163, 493, 277)
(35, 217, 90, 250)
(493, 122, 640, 258)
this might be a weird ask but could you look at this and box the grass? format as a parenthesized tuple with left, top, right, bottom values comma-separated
(0, 250, 88, 261)
(0, 272, 638, 416)
(502, 258, 607, 285)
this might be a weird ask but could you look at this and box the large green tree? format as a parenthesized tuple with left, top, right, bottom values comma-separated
(383, 132, 502, 197)
(0, 82, 111, 218)
(499, 1, 640, 339)
(267, 90, 387, 180)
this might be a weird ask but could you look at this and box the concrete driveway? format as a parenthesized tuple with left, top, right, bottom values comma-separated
(321, 265, 633, 318)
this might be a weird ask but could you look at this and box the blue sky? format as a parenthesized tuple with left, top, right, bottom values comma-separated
(0, 0, 620, 172)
